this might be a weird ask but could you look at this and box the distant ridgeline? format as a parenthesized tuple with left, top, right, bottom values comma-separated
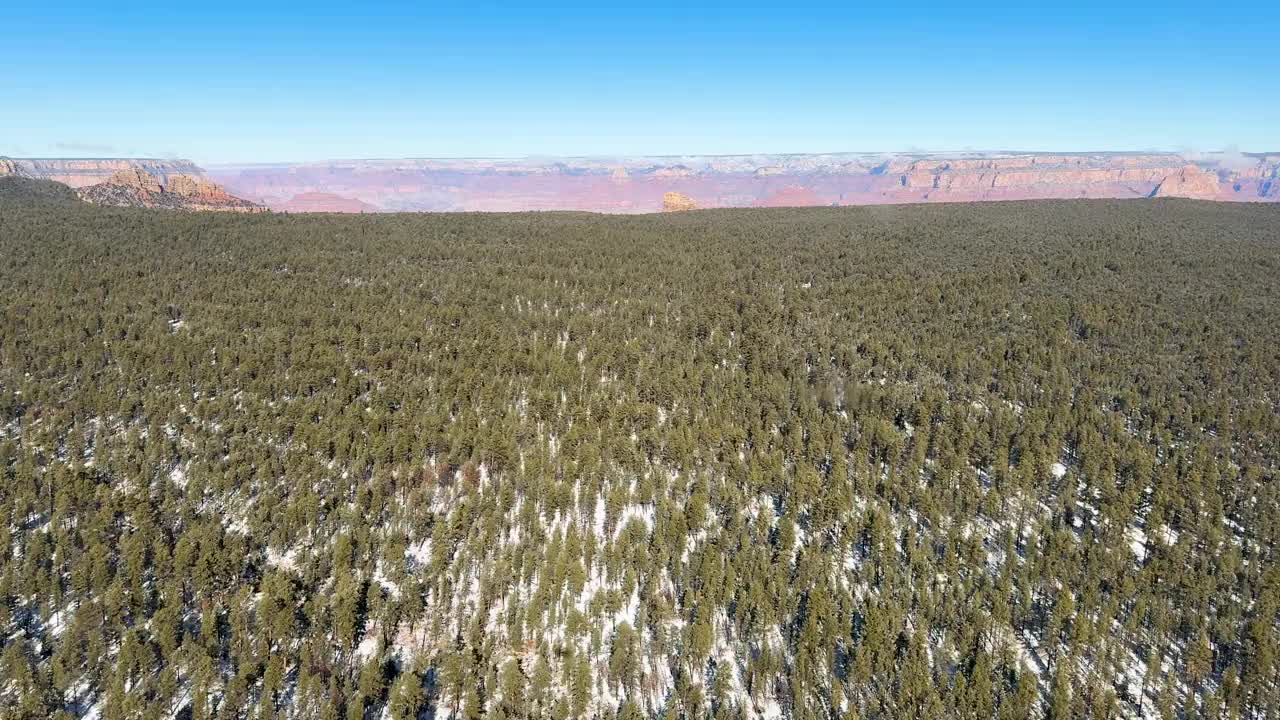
(0, 157, 264, 212)
(4, 152, 1278, 214)
(202, 151, 1280, 213)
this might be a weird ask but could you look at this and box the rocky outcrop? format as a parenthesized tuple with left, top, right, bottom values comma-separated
(105, 168, 163, 194)
(77, 170, 264, 212)
(166, 174, 247, 202)
(1, 157, 263, 211)
(0, 158, 33, 178)
(166, 174, 212, 196)
(662, 192, 697, 212)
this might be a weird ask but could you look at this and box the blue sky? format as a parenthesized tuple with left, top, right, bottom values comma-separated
(2, 1, 1276, 163)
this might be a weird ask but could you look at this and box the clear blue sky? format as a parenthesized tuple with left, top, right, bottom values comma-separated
(2, 1, 1276, 163)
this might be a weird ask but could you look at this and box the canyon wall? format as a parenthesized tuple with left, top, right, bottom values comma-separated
(0, 158, 264, 211)
(3, 157, 203, 187)
(6, 153, 1277, 214)
(206, 152, 1280, 213)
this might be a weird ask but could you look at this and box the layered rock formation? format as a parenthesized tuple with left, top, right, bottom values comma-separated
(6, 152, 1278, 213)
(207, 152, 1280, 213)
(1150, 165, 1222, 199)
(894, 156, 1233, 200)
(102, 167, 163, 194)
(1, 157, 202, 187)
(874, 153, 1278, 204)
(662, 192, 697, 212)
(76, 168, 264, 212)
(167, 174, 225, 198)
(0, 158, 265, 212)
(0, 158, 33, 179)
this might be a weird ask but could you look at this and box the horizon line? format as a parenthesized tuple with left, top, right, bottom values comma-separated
(6, 148, 1278, 166)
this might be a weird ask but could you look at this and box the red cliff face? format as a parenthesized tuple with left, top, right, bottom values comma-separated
(1150, 165, 1222, 199)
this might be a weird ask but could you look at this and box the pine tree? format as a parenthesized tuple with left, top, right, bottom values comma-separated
(388, 666, 425, 720)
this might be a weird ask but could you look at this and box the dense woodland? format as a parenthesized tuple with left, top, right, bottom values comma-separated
(1, 183, 1278, 719)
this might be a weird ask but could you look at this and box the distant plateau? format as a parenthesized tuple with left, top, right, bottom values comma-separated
(3, 151, 1277, 213)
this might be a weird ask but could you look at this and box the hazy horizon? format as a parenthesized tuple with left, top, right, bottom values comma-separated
(5, 148, 1277, 168)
